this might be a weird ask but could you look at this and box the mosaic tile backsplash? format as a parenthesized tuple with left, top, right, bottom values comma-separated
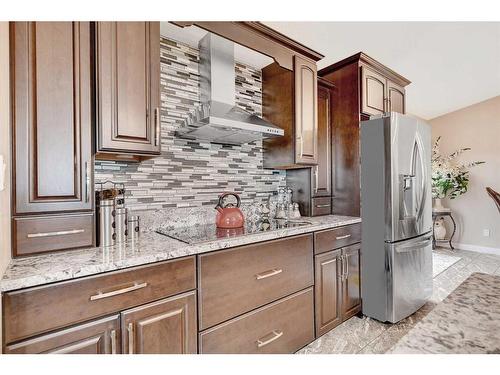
(95, 37, 285, 211)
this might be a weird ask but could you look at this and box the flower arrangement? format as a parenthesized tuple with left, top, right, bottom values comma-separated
(431, 136, 484, 199)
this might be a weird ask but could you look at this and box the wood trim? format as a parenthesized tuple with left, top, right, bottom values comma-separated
(319, 52, 411, 87)
(171, 21, 324, 70)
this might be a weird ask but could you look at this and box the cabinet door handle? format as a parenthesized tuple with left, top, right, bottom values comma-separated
(128, 323, 134, 354)
(85, 161, 91, 203)
(256, 330, 283, 348)
(89, 282, 148, 301)
(27, 229, 85, 238)
(336, 234, 351, 240)
(297, 136, 303, 158)
(110, 329, 117, 354)
(314, 166, 319, 193)
(315, 204, 330, 208)
(345, 255, 349, 278)
(154, 107, 160, 147)
(337, 255, 344, 279)
(255, 268, 283, 280)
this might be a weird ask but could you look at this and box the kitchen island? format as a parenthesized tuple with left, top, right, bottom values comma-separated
(0, 214, 360, 292)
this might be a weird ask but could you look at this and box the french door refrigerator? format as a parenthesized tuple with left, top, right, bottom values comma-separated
(360, 112, 432, 323)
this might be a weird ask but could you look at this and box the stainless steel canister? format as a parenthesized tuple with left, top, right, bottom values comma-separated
(127, 215, 140, 242)
(114, 207, 128, 244)
(99, 199, 115, 248)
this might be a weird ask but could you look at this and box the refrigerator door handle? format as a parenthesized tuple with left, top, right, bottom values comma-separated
(413, 135, 428, 223)
(395, 236, 432, 253)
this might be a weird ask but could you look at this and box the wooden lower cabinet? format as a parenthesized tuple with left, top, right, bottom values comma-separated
(199, 288, 314, 354)
(342, 244, 362, 320)
(121, 291, 197, 354)
(314, 250, 342, 336)
(4, 315, 120, 354)
(314, 243, 362, 337)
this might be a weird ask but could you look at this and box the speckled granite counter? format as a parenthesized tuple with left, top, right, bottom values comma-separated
(390, 272, 500, 354)
(0, 215, 360, 293)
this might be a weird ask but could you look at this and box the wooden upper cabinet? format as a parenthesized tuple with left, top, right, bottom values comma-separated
(361, 64, 407, 116)
(361, 65, 387, 116)
(95, 22, 161, 158)
(11, 22, 93, 214)
(387, 80, 406, 114)
(262, 55, 319, 169)
(314, 81, 333, 197)
(5, 315, 120, 354)
(294, 56, 318, 164)
(121, 291, 197, 354)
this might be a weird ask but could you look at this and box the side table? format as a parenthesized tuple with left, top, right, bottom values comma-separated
(432, 210, 457, 250)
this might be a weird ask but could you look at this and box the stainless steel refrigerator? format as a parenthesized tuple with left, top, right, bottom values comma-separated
(360, 112, 432, 323)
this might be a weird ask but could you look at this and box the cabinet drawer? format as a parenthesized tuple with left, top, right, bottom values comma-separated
(198, 234, 313, 330)
(3, 256, 195, 344)
(13, 214, 95, 256)
(311, 197, 332, 216)
(199, 288, 314, 354)
(314, 223, 361, 254)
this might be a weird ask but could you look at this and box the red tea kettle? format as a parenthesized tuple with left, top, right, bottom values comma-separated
(215, 192, 245, 229)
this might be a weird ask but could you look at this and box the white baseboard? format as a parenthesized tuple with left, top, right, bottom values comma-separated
(452, 242, 500, 256)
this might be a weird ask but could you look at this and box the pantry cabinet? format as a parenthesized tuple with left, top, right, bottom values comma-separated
(95, 22, 161, 159)
(319, 52, 410, 217)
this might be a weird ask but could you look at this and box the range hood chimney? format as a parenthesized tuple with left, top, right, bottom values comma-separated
(176, 33, 284, 145)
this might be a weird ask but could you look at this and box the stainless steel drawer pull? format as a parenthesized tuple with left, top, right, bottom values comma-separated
(257, 330, 283, 348)
(315, 204, 330, 208)
(255, 268, 283, 280)
(336, 234, 351, 240)
(90, 282, 148, 301)
(27, 229, 85, 238)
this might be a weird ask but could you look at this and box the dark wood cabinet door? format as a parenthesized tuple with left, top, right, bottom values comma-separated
(96, 22, 160, 156)
(4, 315, 120, 354)
(11, 22, 92, 214)
(387, 80, 406, 114)
(341, 244, 362, 320)
(121, 291, 197, 354)
(314, 250, 342, 337)
(294, 55, 318, 165)
(313, 83, 332, 197)
(360, 65, 387, 116)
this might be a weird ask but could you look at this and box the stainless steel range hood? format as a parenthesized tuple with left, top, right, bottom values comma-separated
(176, 33, 284, 145)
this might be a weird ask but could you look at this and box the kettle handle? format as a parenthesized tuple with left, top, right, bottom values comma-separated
(216, 192, 241, 208)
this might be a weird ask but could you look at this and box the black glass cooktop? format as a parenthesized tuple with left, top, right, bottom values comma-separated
(156, 219, 312, 245)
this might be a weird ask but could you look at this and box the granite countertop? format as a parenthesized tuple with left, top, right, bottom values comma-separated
(390, 272, 500, 354)
(0, 215, 361, 293)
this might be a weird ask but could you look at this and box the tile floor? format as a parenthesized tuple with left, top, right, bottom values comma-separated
(297, 248, 500, 354)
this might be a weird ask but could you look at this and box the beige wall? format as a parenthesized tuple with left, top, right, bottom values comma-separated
(0, 21, 11, 347)
(430, 96, 500, 251)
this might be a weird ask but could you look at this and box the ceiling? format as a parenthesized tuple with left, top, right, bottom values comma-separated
(162, 22, 500, 120)
(263, 22, 500, 120)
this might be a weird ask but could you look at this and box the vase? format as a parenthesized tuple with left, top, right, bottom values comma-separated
(433, 198, 447, 211)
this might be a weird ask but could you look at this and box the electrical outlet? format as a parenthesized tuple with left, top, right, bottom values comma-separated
(483, 229, 491, 237)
